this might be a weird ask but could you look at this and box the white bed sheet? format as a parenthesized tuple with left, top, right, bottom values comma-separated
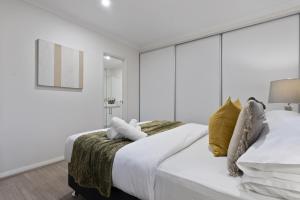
(155, 135, 278, 200)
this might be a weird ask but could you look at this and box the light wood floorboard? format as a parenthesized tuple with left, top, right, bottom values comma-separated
(0, 161, 84, 200)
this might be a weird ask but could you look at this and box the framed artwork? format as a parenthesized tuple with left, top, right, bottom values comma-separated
(37, 39, 84, 89)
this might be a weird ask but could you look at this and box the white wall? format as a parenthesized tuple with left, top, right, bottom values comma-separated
(0, 0, 139, 176)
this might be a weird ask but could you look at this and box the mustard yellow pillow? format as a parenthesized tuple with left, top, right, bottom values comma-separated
(209, 97, 241, 157)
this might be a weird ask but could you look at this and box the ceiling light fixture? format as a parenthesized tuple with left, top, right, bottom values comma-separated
(104, 55, 111, 60)
(101, 0, 111, 8)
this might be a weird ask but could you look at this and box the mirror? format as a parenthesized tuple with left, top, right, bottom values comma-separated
(103, 54, 125, 127)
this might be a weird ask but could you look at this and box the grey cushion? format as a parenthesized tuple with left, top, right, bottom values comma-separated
(227, 100, 266, 176)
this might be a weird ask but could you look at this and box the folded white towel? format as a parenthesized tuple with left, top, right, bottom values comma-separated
(111, 117, 147, 141)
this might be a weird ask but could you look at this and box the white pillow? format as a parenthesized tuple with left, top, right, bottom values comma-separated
(237, 111, 300, 199)
(241, 175, 300, 200)
(237, 110, 300, 173)
(266, 110, 299, 131)
(111, 117, 147, 141)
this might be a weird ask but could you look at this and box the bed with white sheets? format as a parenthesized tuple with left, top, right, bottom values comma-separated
(66, 111, 300, 200)
(155, 135, 276, 200)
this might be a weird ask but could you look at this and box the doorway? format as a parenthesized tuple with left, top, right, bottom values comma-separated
(103, 54, 125, 127)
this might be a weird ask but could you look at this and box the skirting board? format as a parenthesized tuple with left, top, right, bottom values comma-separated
(0, 156, 64, 179)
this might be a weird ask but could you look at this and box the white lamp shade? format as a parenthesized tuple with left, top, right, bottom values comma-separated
(269, 79, 300, 103)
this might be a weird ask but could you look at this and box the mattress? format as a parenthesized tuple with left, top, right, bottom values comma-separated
(155, 135, 278, 200)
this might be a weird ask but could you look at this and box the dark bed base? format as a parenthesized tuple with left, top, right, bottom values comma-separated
(68, 175, 139, 200)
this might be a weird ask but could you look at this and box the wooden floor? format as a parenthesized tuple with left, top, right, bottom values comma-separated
(0, 161, 84, 200)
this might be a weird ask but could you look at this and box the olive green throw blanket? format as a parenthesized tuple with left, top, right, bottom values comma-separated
(69, 121, 183, 198)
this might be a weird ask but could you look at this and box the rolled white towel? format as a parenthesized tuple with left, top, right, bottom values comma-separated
(136, 126, 142, 132)
(129, 119, 142, 132)
(111, 117, 147, 141)
(107, 127, 123, 140)
(129, 119, 138, 127)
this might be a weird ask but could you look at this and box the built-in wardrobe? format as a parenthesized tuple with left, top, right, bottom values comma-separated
(140, 15, 300, 124)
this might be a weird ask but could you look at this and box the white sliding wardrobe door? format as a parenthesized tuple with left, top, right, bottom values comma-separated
(140, 47, 175, 121)
(223, 15, 299, 110)
(176, 36, 221, 124)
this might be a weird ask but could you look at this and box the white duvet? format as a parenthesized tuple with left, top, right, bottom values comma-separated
(113, 123, 208, 200)
(237, 111, 300, 199)
(65, 123, 208, 200)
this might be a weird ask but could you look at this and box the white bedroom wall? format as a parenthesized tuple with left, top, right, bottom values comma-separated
(0, 0, 139, 177)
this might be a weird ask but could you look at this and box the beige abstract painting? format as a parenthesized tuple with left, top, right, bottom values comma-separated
(37, 39, 84, 89)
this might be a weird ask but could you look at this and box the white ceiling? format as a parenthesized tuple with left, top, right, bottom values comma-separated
(23, 0, 300, 51)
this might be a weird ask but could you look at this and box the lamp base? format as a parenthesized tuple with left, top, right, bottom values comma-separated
(284, 104, 293, 111)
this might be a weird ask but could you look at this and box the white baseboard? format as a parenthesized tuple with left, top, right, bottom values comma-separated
(0, 156, 65, 179)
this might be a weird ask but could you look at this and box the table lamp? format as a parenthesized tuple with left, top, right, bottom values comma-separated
(269, 79, 300, 111)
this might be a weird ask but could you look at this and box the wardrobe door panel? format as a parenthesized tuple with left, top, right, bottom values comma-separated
(223, 15, 299, 110)
(176, 36, 221, 124)
(140, 47, 175, 121)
